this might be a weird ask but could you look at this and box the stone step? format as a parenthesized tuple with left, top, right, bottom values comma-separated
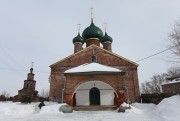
(73, 105, 117, 111)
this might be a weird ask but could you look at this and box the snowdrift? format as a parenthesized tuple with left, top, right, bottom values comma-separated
(0, 95, 179, 121)
(155, 95, 180, 121)
(0, 102, 66, 115)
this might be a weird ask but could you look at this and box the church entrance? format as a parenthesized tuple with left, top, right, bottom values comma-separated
(89, 87, 100, 105)
(74, 81, 116, 106)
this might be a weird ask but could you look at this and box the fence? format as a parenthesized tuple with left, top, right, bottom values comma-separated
(140, 93, 174, 104)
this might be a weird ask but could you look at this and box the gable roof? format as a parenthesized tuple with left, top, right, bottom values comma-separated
(64, 62, 123, 74)
(166, 74, 180, 81)
(161, 78, 180, 86)
(50, 45, 139, 67)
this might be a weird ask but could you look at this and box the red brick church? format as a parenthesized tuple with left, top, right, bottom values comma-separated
(13, 68, 42, 102)
(49, 17, 140, 107)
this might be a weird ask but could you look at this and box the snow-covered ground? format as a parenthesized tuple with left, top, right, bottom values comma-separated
(0, 95, 179, 121)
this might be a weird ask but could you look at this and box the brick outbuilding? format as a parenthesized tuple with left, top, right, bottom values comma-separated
(161, 77, 180, 94)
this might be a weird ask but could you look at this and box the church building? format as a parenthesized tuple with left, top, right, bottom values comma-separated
(49, 14, 140, 107)
(13, 68, 42, 102)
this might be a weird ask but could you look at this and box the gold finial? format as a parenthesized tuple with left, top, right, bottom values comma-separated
(90, 7, 94, 22)
(77, 24, 81, 33)
(104, 23, 107, 33)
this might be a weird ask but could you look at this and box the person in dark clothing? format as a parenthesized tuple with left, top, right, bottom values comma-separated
(38, 101, 45, 109)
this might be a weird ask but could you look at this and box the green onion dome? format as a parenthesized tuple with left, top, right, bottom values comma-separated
(82, 21, 103, 42)
(101, 32, 113, 43)
(73, 33, 84, 44)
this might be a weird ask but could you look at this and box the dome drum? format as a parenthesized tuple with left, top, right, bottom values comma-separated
(102, 42, 112, 52)
(74, 42, 83, 53)
(86, 38, 100, 47)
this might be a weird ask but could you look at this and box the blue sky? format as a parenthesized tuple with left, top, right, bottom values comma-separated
(0, 0, 180, 96)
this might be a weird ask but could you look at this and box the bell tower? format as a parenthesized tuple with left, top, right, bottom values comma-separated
(23, 63, 36, 90)
(13, 63, 39, 102)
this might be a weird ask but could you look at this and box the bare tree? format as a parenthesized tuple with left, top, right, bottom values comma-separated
(168, 19, 180, 63)
(1, 90, 10, 98)
(167, 66, 180, 77)
(40, 89, 49, 98)
(141, 81, 151, 94)
(141, 74, 168, 94)
(150, 74, 167, 93)
(0, 90, 10, 101)
(141, 20, 180, 94)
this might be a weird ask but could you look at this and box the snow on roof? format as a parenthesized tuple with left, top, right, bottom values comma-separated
(64, 62, 122, 74)
(161, 78, 180, 86)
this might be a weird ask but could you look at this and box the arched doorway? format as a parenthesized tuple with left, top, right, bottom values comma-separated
(73, 81, 117, 106)
(89, 87, 100, 105)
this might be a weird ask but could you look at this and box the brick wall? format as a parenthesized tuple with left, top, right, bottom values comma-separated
(162, 82, 180, 94)
(63, 73, 125, 105)
(49, 45, 140, 103)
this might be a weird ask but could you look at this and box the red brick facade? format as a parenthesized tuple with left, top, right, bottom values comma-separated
(64, 73, 125, 105)
(49, 45, 140, 104)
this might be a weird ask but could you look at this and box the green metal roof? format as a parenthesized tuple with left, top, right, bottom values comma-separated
(101, 32, 113, 43)
(82, 21, 103, 41)
(73, 33, 84, 44)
